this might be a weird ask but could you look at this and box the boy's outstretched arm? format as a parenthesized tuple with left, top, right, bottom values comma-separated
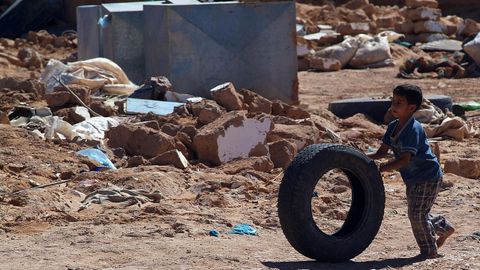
(367, 143, 389, 160)
(379, 152, 412, 172)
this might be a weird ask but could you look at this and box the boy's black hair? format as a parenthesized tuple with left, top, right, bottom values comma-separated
(393, 84, 423, 111)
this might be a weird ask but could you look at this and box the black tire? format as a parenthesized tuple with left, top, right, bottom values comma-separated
(328, 95, 452, 123)
(278, 144, 385, 262)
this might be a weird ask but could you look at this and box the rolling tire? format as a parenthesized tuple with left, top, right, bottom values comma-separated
(328, 95, 452, 123)
(278, 144, 385, 262)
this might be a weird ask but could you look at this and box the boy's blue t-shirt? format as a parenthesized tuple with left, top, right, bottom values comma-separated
(382, 117, 442, 185)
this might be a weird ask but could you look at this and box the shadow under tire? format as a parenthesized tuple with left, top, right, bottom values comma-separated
(278, 144, 385, 262)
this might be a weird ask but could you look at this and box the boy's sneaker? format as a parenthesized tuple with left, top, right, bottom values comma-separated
(437, 226, 455, 248)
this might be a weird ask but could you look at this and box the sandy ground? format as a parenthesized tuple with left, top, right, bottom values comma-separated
(0, 64, 479, 269)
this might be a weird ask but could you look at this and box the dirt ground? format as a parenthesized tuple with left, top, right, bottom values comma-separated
(0, 64, 479, 269)
(0, 24, 479, 269)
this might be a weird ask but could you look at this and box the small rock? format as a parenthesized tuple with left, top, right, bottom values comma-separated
(127, 155, 147, 168)
(53, 36, 68, 47)
(336, 22, 374, 36)
(268, 140, 297, 169)
(444, 158, 480, 179)
(405, 0, 439, 9)
(267, 122, 320, 150)
(220, 156, 274, 174)
(112, 147, 126, 158)
(238, 89, 272, 114)
(46, 84, 91, 108)
(331, 186, 349, 194)
(210, 82, 245, 111)
(90, 101, 116, 117)
(150, 149, 189, 169)
(54, 106, 90, 124)
(17, 48, 42, 68)
(106, 124, 176, 158)
(190, 99, 225, 125)
(161, 123, 181, 136)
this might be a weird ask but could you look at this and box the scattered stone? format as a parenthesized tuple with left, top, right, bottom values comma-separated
(106, 124, 176, 158)
(193, 111, 272, 166)
(331, 185, 349, 194)
(336, 22, 374, 36)
(210, 82, 245, 111)
(17, 48, 42, 68)
(53, 36, 68, 48)
(268, 140, 297, 169)
(404, 7, 441, 22)
(405, 0, 439, 9)
(54, 106, 90, 124)
(190, 99, 225, 125)
(112, 147, 126, 158)
(90, 101, 116, 117)
(46, 84, 91, 108)
(127, 155, 148, 168)
(339, 114, 385, 138)
(444, 158, 480, 179)
(238, 89, 272, 114)
(161, 123, 181, 136)
(150, 149, 189, 169)
(221, 156, 274, 174)
(310, 57, 342, 72)
(267, 121, 320, 150)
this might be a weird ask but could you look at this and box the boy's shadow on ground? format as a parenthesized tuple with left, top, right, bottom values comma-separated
(263, 255, 426, 270)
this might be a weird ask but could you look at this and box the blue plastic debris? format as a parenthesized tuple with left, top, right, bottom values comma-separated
(209, 229, 219, 237)
(77, 148, 117, 170)
(230, 224, 257, 236)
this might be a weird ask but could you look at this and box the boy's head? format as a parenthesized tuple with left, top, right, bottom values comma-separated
(391, 84, 423, 119)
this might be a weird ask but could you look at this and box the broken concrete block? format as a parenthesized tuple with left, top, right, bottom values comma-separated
(271, 100, 310, 119)
(375, 15, 400, 29)
(46, 84, 91, 108)
(404, 7, 441, 22)
(106, 124, 175, 158)
(210, 82, 245, 111)
(444, 158, 480, 179)
(439, 18, 458, 36)
(336, 22, 374, 36)
(414, 20, 444, 34)
(310, 57, 342, 72)
(150, 149, 189, 169)
(160, 123, 181, 137)
(193, 111, 273, 166)
(220, 156, 274, 174)
(238, 89, 272, 114)
(405, 0, 438, 9)
(54, 106, 90, 124)
(127, 155, 148, 168)
(268, 140, 297, 169)
(190, 99, 225, 125)
(267, 122, 320, 150)
(395, 22, 415, 35)
(90, 101, 117, 117)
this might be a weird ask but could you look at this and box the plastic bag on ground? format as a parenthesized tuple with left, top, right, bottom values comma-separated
(72, 117, 120, 141)
(315, 37, 359, 68)
(77, 148, 117, 170)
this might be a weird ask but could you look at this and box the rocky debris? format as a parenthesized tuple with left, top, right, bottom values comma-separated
(90, 100, 117, 117)
(193, 111, 273, 166)
(268, 140, 297, 169)
(271, 100, 310, 119)
(238, 89, 272, 114)
(405, 0, 439, 9)
(310, 57, 342, 72)
(189, 99, 226, 125)
(133, 76, 172, 100)
(267, 120, 321, 150)
(210, 82, 245, 111)
(338, 114, 385, 138)
(26, 30, 76, 48)
(17, 48, 43, 69)
(150, 149, 189, 169)
(220, 156, 274, 174)
(45, 84, 91, 108)
(106, 124, 176, 159)
(127, 155, 148, 168)
(336, 22, 375, 36)
(444, 158, 480, 179)
(54, 106, 90, 124)
(0, 77, 44, 97)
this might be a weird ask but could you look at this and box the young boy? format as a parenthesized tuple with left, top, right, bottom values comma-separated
(368, 84, 455, 259)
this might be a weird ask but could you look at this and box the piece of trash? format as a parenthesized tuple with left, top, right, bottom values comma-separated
(209, 229, 219, 237)
(312, 191, 319, 198)
(230, 224, 257, 236)
(77, 148, 117, 170)
(126, 98, 183, 116)
(79, 186, 163, 211)
(457, 101, 480, 111)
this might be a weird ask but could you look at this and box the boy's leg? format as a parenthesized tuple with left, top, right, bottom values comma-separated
(406, 180, 441, 257)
